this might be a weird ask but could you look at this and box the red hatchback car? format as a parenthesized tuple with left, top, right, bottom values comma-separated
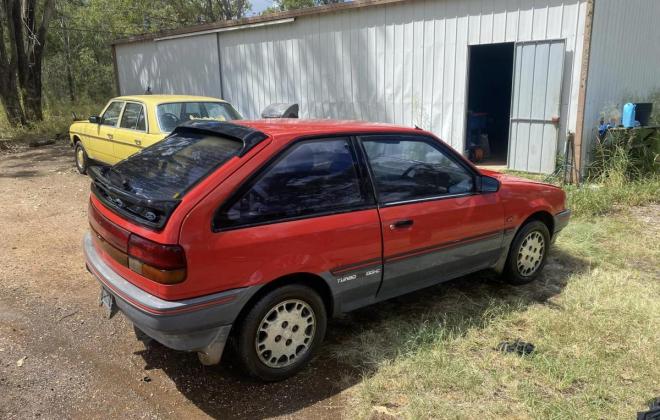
(84, 119, 570, 381)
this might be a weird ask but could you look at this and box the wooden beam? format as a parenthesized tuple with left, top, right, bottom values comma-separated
(111, 44, 121, 96)
(573, 0, 595, 182)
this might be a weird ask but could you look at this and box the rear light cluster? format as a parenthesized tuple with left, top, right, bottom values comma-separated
(89, 203, 186, 285)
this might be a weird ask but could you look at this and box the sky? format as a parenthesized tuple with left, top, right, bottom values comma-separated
(248, 0, 275, 15)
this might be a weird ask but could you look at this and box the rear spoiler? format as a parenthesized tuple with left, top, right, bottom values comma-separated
(89, 166, 181, 230)
(174, 120, 268, 157)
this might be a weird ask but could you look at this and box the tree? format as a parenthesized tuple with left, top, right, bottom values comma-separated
(0, 0, 54, 124)
(264, 0, 342, 13)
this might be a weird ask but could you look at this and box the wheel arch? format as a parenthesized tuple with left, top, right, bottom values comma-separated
(522, 210, 555, 238)
(233, 272, 335, 333)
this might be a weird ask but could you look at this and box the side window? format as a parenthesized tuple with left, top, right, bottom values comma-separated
(361, 135, 474, 203)
(119, 103, 146, 131)
(135, 108, 146, 131)
(101, 101, 124, 127)
(216, 138, 369, 230)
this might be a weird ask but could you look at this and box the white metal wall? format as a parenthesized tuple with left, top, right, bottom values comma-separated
(115, 41, 158, 95)
(219, 0, 587, 154)
(582, 0, 660, 163)
(155, 34, 223, 97)
(116, 0, 588, 160)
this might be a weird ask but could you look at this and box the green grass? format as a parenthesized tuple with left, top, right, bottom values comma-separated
(335, 208, 660, 419)
(0, 101, 101, 148)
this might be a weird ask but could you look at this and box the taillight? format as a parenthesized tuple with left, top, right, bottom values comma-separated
(127, 234, 186, 284)
(90, 203, 186, 285)
(89, 202, 129, 251)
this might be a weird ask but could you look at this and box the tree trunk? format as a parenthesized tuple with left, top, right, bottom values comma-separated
(0, 0, 25, 125)
(0, 75, 25, 126)
(23, 68, 43, 121)
(61, 15, 75, 102)
(2, 0, 54, 123)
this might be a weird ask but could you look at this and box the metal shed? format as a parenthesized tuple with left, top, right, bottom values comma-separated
(112, 0, 660, 175)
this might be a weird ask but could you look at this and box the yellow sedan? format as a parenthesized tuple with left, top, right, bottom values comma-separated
(69, 95, 242, 174)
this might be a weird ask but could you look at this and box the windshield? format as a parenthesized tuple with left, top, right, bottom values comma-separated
(107, 131, 243, 200)
(157, 102, 242, 133)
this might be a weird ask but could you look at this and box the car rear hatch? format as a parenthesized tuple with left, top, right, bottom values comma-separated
(87, 121, 268, 297)
(89, 121, 268, 230)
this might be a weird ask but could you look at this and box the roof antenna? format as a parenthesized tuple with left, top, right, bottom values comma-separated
(414, 124, 423, 130)
(145, 86, 152, 95)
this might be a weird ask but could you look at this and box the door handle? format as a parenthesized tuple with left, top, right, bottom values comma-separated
(107, 134, 113, 140)
(134, 139, 142, 146)
(389, 219, 414, 230)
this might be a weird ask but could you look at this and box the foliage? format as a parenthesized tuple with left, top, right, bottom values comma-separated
(264, 0, 343, 13)
(0, 99, 101, 144)
(2, 0, 253, 128)
(588, 129, 659, 181)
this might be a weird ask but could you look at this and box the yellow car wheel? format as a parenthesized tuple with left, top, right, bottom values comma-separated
(74, 142, 88, 175)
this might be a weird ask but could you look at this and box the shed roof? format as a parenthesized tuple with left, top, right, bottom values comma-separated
(112, 0, 408, 45)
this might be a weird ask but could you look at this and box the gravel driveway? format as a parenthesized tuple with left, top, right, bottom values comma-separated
(0, 142, 354, 419)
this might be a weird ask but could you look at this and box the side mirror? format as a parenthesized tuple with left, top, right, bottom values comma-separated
(88, 115, 101, 124)
(478, 175, 500, 193)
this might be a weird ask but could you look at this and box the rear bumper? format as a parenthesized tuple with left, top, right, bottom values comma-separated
(83, 232, 257, 363)
(553, 209, 571, 239)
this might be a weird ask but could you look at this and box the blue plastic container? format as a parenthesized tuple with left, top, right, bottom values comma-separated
(622, 103, 636, 128)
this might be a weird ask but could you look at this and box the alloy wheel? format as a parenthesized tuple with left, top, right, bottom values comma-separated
(255, 299, 316, 368)
(516, 230, 545, 276)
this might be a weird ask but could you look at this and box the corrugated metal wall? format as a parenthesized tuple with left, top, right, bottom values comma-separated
(583, 0, 660, 162)
(116, 35, 222, 97)
(115, 0, 588, 168)
(508, 40, 565, 173)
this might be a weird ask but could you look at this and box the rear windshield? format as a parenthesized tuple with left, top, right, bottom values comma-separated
(108, 131, 242, 200)
(157, 102, 242, 133)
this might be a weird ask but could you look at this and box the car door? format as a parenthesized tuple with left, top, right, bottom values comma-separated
(113, 101, 149, 161)
(181, 137, 383, 314)
(89, 101, 124, 164)
(359, 134, 505, 301)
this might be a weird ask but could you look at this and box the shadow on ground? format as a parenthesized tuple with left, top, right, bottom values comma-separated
(0, 143, 73, 178)
(137, 249, 588, 419)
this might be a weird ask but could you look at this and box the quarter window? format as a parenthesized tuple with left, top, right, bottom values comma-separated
(101, 101, 124, 127)
(119, 103, 146, 131)
(216, 138, 369, 230)
(361, 135, 474, 203)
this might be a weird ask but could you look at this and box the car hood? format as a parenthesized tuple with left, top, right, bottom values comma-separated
(480, 168, 558, 189)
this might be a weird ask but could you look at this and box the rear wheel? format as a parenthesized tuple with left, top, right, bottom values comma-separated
(74, 142, 88, 174)
(236, 284, 327, 381)
(503, 220, 550, 285)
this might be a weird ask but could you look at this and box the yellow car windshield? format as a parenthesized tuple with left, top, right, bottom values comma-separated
(157, 102, 242, 133)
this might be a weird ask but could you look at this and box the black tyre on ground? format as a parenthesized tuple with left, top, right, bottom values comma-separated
(503, 220, 551, 285)
(236, 284, 327, 381)
(74, 142, 88, 174)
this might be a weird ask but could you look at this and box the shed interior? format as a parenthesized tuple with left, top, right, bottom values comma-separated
(466, 42, 514, 166)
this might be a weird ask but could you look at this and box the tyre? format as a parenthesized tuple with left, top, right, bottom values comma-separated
(236, 284, 327, 381)
(503, 220, 551, 285)
(74, 142, 88, 174)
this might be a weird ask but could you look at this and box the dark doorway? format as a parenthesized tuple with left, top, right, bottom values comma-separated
(465, 43, 515, 166)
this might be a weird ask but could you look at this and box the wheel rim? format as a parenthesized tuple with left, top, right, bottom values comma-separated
(517, 231, 545, 276)
(255, 299, 316, 369)
(76, 147, 85, 168)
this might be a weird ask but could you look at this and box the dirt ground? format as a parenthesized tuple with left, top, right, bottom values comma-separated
(0, 142, 361, 419)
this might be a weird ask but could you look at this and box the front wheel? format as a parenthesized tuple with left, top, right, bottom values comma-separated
(74, 142, 88, 174)
(236, 284, 327, 381)
(503, 220, 550, 285)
